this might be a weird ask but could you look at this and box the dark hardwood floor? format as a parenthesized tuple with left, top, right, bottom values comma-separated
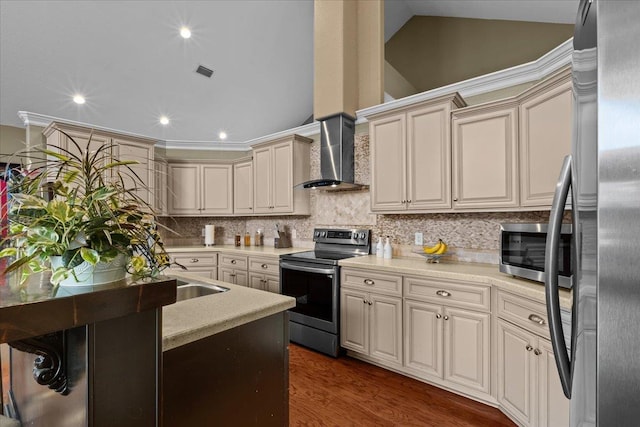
(289, 344, 516, 427)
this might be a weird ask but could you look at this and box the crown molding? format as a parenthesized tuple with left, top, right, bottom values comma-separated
(357, 38, 573, 120)
(244, 121, 320, 146)
(160, 140, 251, 151)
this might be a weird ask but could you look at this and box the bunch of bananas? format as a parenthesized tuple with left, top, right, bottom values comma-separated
(423, 239, 448, 255)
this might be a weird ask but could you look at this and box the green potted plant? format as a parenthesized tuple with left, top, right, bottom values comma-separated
(0, 129, 170, 286)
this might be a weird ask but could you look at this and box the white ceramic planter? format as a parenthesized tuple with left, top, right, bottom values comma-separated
(50, 253, 128, 286)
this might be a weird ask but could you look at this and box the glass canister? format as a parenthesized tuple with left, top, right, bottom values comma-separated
(234, 234, 241, 247)
(244, 232, 251, 246)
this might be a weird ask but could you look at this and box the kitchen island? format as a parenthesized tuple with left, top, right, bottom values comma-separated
(161, 271, 295, 427)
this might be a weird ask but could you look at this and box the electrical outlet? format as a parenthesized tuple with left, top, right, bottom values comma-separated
(292, 229, 297, 239)
(414, 232, 423, 246)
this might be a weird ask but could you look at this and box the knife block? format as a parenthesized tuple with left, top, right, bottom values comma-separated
(274, 231, 292, 248)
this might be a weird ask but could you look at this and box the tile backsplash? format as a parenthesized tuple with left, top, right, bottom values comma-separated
(157, 132, 555, 264)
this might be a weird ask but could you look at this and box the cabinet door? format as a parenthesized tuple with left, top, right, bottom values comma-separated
(497, 319, 536, 427)
(201, 164, 233, 215)
(519, 80, 572, 207)
(537, 339, 570, 427)
(112, 139, 154, 206)
(264, 274, 280, 293)
(248, 272, 265, 290)
(234, 270, 248, 287)
(370, 113, 406, 212)
(444, 307, 491, 394)
(180, 267, 217, 280)
(369, 294, 403, 367)
(271, 141, 293, 213)
(406, 103, 452, 210)
(404, 299, 443, 380)
(340, 288, 369, 354)
(253, 146, 272, 213)
(219, 267, 236, 284)
(167, 164, 201, 215)
(233, 160, 254, 214)
(154, 160, 167, 215)
(452, 106, 519, 209)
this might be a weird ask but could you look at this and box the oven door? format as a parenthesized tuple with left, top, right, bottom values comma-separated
(279, 260, 339, 334)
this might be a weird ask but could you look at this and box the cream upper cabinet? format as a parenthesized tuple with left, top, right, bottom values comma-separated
(452, 100, 519, 210)
(167, 163, 200, 215)
(518, 69, 572, 208)
(233, 160, 253, 215)
(167, 162, 233, 216)
(369, 94, 464, 212)
(111, 137, 155, 206)
(154, 159, 168, 215)
(251, 135, 311, 215)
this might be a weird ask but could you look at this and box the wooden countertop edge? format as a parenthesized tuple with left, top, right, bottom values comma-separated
(0, 278, 177, 343)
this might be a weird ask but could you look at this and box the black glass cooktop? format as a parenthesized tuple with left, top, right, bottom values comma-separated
(280, 250, 361, 265)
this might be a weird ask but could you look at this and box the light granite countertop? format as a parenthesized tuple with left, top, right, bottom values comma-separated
(339, 256, 573, 310)
(164, 244, 308, 257)
(161, 271, 295, 351)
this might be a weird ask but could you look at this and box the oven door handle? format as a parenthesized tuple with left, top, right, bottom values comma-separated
(280, 261, 335, 276)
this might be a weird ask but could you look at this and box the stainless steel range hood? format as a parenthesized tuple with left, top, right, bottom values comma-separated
(302, 113, 367, 191)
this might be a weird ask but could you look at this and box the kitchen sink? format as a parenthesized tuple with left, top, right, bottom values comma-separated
(175, 279, 229, 301)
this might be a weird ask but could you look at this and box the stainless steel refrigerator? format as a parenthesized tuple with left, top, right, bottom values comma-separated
(545, 0, 640, 426)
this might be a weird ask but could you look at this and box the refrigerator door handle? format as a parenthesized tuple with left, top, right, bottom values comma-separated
(545, 154, 573, 398)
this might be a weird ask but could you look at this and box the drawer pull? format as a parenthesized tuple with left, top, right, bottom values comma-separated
(231, 259, 237, 265)
(230, 274, 236, 277)
(526, 345, 533, 351)
(436, 313, 442, 319)
(261, 264, 268, 269)
(363, 279, 375, 286)
(528, 314, 545, 325)
(190, 258, 199, 263)
(436, 290, 451, 297)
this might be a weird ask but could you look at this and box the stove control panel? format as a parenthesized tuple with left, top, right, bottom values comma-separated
(312, 228, 371, 246)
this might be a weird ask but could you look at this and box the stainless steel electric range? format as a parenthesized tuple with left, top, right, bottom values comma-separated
(279, 228, 370, 357)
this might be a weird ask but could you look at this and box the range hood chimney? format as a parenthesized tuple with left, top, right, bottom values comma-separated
(302, 113, 367, 191)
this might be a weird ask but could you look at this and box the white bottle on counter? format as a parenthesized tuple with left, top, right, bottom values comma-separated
(383, 236, 392, 259)
(376, 237, 384, 258)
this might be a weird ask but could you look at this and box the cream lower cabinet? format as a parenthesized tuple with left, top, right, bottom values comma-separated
(340, 268, 403, 368)
(496, 288, 570, 427)
(369, 94, 465, 212)
(248, 255, 280, 293)
(404, 300, 491, 396)
(167, 162, 233, 216)
(252, 135, 311, 215)
(166, 251, 218, 280)
(451, 99, 519, 210)
(218, 254, 248, 287)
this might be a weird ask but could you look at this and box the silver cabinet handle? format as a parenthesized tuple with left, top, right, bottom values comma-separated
(407, 199, 412, 203)
(528, 314, 545, 325)
(453, 198, 458, 202)
(261, 263, 268, 269)
(545, 154, 573, 399)
(231, 259, 237, 264)
(368, 301, 373, 306)
(190, 258, 199, 263)
(362, 299, 367, 304)
(436, 290, 451, 297)
(401, 199, 406, 203)
(230, 274, 236, 277)
(363, 279, 375, 285)
(443, 315, 449, 320)
(436, 313, 442, 319)
(526, 345, 533, 352)
(534, 348, 542, 356)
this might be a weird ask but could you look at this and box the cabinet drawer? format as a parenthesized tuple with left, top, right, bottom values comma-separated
(248, 256, 279, 275)
(169, 252, 217, 267)
(496, 289, 550, 339)
(404, 276, 491, 312)
(219, 254, 248, 269)
(341, 268, 402, 296)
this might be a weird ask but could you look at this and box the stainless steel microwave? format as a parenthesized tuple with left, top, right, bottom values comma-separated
(499, 223, 573, 289)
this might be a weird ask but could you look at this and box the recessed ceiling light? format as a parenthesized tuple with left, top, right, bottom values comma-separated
(159, 116, 169, 125)
(73, 95, 85, 104)
(180, 27, 191, 39)
(219, 131, 227, 140)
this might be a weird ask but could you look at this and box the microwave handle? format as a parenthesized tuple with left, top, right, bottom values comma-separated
(545, 154, 573, 398)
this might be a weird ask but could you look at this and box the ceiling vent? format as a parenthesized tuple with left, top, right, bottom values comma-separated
(195, 65, 214, 78)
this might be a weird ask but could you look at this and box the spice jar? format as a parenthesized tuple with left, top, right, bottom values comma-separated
(244, 232, 251, 246)
(234, 234, 241, 247)
(254, 230, 261, 246)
